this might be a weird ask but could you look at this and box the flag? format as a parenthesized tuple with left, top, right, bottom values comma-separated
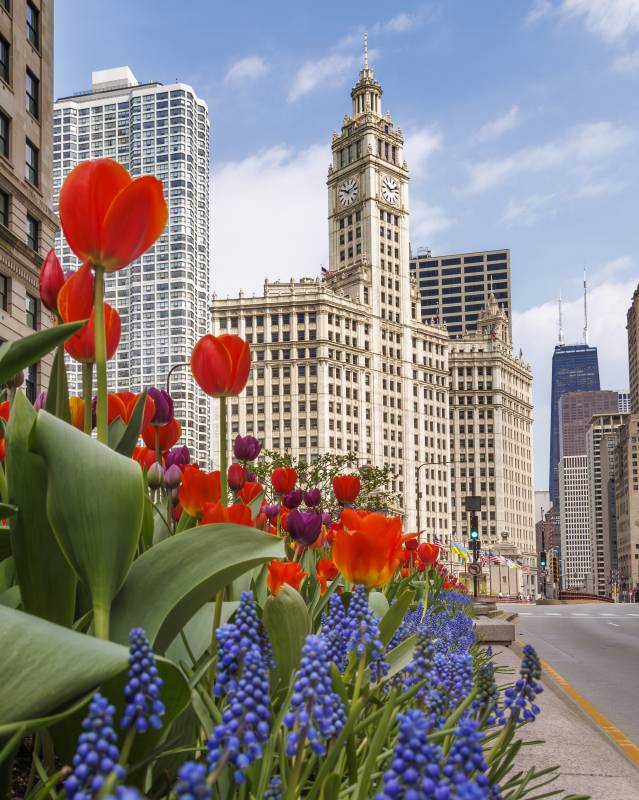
(321, 266, 333, 278)
(452, 543, 469, 560)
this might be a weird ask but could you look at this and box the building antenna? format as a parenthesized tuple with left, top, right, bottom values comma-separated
(363, 32, 369, 69)
(558, 290, 564, 346)
(583, 269, 589, 346)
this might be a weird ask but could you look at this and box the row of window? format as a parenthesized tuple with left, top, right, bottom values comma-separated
(0, 188, 40, 249)
(0, 111, 40, 186)
(0, 48, 40, 120)
(0, 273, 38, 327)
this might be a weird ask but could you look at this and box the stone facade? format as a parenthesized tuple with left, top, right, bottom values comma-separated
(614, 413, 639, 600)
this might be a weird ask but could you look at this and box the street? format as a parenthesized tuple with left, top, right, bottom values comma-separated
(499, 603, 639, 747)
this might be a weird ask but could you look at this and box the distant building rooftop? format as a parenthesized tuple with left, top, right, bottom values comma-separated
(91, 66, 138, 92)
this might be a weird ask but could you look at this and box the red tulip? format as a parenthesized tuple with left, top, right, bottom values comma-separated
(266, 560, 308, 595)
(38, 249, 65, 312)
(271, 467, 297, 495)
(64, 303, 121, 363)
(59, 159, 167, 272)
(404, 537, 419, 552)
(142, 418, 182, 451)
(227, 463, 246, 492)
(201, 501, 253, 527)
(191, 334, 250, 397)
(110, 391, 156, 427)
(179, 465, 221, 518)
(316, 558, 338, 595)
(332, 474, 361, 505)
(417, 542, 440, 566)
(238, 481, 263, 504)
(56, 261, 94, 322)
(133, 446, 156, 470)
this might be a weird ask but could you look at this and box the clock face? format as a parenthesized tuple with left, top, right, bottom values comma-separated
(381, 175, 400, 205)
(338, 178, 358, 207)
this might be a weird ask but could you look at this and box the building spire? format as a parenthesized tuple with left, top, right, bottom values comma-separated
(363, 32, 369, 70)
(583, 269, 589, 346)
(558, 290, 564, 346)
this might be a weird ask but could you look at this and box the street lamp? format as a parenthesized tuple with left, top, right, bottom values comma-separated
(415, 461, 431, 534)
(165, 361, 191, 394)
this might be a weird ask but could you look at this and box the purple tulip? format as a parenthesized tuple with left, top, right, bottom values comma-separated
(148, 386, 174, 425)
(165, 445, 190, 468)
(304, 488, 321, 507)
(287, 509, 323, 546)
(245, 469, 257, 483)
(283, 489, 304, 509)
(263, 503, 280, 520)
(321, 512, 333, 527)
(33, 390, 47, 411)
(164, 464, 182, 489)
(233, 434, 262, 461)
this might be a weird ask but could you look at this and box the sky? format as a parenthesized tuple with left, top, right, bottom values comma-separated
(55, 0, 639, 489)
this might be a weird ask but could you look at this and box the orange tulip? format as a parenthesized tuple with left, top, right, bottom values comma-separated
(333, 474, 361, 505)
(0, 400, 9, 423)
(332, 509, 404, 589)
(237, 481, 263, 505)
(56, 261, 94, 322)
(417, 542, 440, 566)
(271, 467, 297, 495)
(133, 446, 156, 470)
(316, 558, 339, 594)
(266, 560, 308, 595)
(191, 334, 250, 397)
(142, 418, 182, 451)
(68, 397, 85, 430)
(179, 465, 221, 518)
(201, 501, 254, 527)
(59, 159, 168, 272)
(110, 391, 155, 427)
(63, 303, 121, 364)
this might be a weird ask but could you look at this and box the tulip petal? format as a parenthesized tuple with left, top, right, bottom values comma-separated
(191, 335, 233, 397)
(59, 160, 131, 264)
(39, 249, 65, 312)
(57, 263, 94, 323)
(220, 335, 251, 394)
(100, 176, 168, 271)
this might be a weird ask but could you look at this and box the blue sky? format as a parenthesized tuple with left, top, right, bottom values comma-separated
(55, 1, 639, 489)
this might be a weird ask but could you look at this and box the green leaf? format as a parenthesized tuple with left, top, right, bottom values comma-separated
(110, 524, 285, 653)
(6, 393, 76, 626)
(141, 493, 155, 549)
(0, 321, 85, 385)
(115, 391, 148, 457)
(321, 773, 341, 799)
(262, 584, 310, 690)
(383, 634, 417, 680)
(108, 417, 126, 450)
(0, 528, 10, 560)
(166, 601, 239, 665)
(379, 588, 415, 647)
(0, 585, 20, 608)
(43, 344, 71, 423)
(368, 590, 390, 620)
(0, 503, 17, 519)
(29, 410, 144, 638)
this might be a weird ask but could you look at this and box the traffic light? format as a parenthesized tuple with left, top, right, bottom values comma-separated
(540, 551, 547, 569)
(470, 514, 479, 540)
(552, 557, 559, 583)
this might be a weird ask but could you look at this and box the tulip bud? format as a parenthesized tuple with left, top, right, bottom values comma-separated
(283, 489, 303, 509)
(416, 560, 425, 572)
(228, 462, 246, 492)
(233, 434, 262, 461)
(6, 370, 24, 389)
(165, 445, 190, 468)
(304, 488, 321, 507)
(245, 468, 257, 483)
(263, 503, 280, 520)
(321, 511, 332, 526)
(39, 249, 65, 312)
(147, 462, 164, 490)
(164, 464, 182, 489)
(147, 386, 174, 425)
(405, 538, 419, 551)
(400, 567, 410, 578)
(33, 390, 47, 410)
(287, 509, 323, 546)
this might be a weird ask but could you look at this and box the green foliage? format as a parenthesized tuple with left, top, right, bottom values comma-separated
(0, 321, 85, 386)
(262, 584, 310, 689)
(252, 449, 401, 514)
(43, 345, 71, 424)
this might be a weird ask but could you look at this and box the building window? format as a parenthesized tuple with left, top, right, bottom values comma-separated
(26, 69, 39, 118)
(25, 139, 38, 184)
(26, 2, 39, 48)
(25, 213, 38, 250)
(26, 293, 37, 329)
(0, 190, 8, 226)
(0, 109, 8, 157)
(0, 273, 7, 310)
(25, 363, 37, 403)
(0, 1, 10, 13)
(0, 35, 9, 83)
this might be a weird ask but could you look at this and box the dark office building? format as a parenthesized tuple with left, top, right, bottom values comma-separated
(409, 249, 511, 338)
(549, 344, 600, 505)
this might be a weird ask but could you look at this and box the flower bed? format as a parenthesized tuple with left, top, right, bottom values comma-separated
(0, 159, 587, 800)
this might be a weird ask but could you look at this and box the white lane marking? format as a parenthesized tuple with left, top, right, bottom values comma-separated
(544, 612, 561, 616)
(628, 613, 639, 617)
(571, 612, 592, 617)
(518, 612, 533, 615)
(607, 622, 619, 627)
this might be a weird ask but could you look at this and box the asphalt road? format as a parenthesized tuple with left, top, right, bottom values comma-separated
(499, 602, 639, 746)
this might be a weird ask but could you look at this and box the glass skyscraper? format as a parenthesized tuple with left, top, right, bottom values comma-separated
(549, 344, 600, 505)
(53, 67, 211, 465)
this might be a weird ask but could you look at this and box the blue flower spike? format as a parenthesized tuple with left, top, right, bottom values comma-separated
(121, 627, 165, 734)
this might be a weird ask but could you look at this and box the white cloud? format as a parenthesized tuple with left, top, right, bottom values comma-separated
(224, 56, 269, 85)
(410, 198, 453, 245)
(385, 12, 417, 33)
(475, 105, 522, 142)
(526, 0, 554, 25)
(465, 121, 634, 193)
(212, 144, 327, 296)
(513, 270, 637, 488)
(403, 127, 442, 177)
(502, 192, 558, 226)
(560, 0, 639, 41)
(612, 48, 639, 70)
(288, 53, 358, 102)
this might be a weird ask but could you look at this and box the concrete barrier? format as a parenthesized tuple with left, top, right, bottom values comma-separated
(474, 617, 516, 645)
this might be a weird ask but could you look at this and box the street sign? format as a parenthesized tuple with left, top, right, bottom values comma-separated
(467, 562, 481, 576)
(464, 496, 481, 511)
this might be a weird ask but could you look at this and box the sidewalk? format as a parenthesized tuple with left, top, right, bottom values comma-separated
(493, 645, 639, 799)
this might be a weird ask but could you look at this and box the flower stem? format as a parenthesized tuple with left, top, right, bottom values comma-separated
(207, 590, 224, 688)
(93, 602, 110, 640)
(82, 362, 93, 435)
(351, 653, 367, 707)
(219, 396, 228, 504)
(93, 266, 108, 444)
(154, 425, 161, 464)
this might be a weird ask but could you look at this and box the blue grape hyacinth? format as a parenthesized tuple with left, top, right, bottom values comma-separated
(120, 627, 165, 733)
(104, 788, 145, 800)
(175, 760, 211, 798)
(321, 592, 349, 670)
(502, 644, 543, 723)
(285, 634, 346, 757)
(263, 775, 284, 799)
(345, 584, 388, 681)
(64, 692, 124, 799)
(208, 643, 271, 783)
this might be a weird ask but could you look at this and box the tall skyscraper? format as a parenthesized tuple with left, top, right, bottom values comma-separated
(211, 48, 451, 538)
(614, 414, 639, 600)
(558, 390, 619, 458)
(448, 293, 536, 593)
(0, 0, 56, 399)
(410, 249, 511, 338)
(53, 68, 211, 464)
(617, 391, 631, 414)
(559, 454, 592, 589)
(549, 344, 600, 505)
(627, 284, 639, 412)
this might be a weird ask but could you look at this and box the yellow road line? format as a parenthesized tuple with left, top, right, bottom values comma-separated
(514, 639, 639, 768)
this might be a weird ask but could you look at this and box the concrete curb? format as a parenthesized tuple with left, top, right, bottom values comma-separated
(510, 639, 639, 774)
